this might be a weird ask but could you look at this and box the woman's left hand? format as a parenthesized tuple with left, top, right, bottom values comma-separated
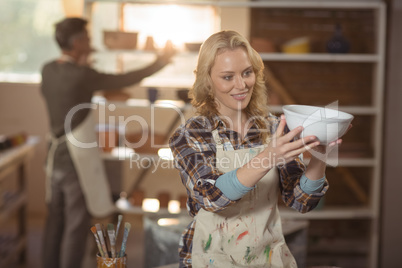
(310, 124, 352, 159)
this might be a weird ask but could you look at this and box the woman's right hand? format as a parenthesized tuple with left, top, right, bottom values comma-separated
(263, 115, 320, 168)
(237, 115, 320, 188)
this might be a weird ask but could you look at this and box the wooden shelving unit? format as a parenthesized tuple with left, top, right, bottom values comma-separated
(0, 138, 37, 267)
(249, 3, 386, 267)
(83, 1, 386, 267)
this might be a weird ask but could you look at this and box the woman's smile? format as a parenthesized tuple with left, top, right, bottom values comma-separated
(231, 91, 249, 101)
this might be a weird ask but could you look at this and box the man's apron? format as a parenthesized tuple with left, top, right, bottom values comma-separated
(192, 130, 297, 267)
(45, 111, 116, 218)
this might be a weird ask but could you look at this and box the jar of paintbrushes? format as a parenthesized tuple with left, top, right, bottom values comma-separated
(90, 215, 131, 268)
(96, 254, 126, 268)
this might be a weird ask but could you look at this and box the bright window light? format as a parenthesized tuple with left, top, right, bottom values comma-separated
(158, 148, 174, 160)
(123, 4, 217, 49)
(157, 218, 180, 226)
(168, 200, 181, 214)
(142, 198, 160, 213)
(111, 147, 135, 158)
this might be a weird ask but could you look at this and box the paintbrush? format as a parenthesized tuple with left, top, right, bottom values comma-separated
(90, 226, 105, 257)
(119, 222, 131, 257)
(116, 214, 123, 239)
(96, 223, 109, 258)
(107, 223, 117, 258)
(101, 224, 110, 255)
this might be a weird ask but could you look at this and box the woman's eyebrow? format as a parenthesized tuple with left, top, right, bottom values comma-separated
(219, 71, 234, 74)
(219, 66, 253, 74)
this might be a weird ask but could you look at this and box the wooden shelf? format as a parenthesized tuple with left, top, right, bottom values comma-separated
(117, 205, 375, 221)
(93, 98, 188, 109)
(116, 198, 181, 216)
(0, 236, 27, 268)
(302, 157, 377, 167)
(308, 237, 369, 255)
(85, 0, 385, 9)
(280, 207, 373, 220)
(270, 105, 379, 116)
(260, 53, 380, 63)
(94, 49, 379, 63)
(94, 99, 379, 116)
(101, 151, 160, 161)
(0, 193, 27, 224)
(119, 200, 374, 220)
(0, 138, 37, 181)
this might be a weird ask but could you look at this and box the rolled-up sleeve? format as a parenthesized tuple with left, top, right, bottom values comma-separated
(279, 157, 329, 213)
(169, 125, 235, 216)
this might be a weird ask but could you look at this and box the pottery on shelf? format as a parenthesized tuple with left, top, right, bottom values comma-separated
(326, 24, 350, 53)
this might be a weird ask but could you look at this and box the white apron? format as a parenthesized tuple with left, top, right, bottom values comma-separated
(192, 130, 297, 268)
(45, 111, 116, 218)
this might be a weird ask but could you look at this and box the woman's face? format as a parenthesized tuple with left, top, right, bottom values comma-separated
(210, 47, 255, 117)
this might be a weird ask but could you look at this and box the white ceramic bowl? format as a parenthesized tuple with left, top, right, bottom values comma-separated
(282, 105, 354, 145)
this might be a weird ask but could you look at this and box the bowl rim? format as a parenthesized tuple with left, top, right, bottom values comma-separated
(282, 104, 354, 121)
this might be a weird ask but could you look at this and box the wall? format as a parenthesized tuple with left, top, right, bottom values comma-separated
(380, 0, 402, 266)
(220, 5, 250, 38)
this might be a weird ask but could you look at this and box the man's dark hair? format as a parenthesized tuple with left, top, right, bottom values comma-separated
(55, 17, 88, 50)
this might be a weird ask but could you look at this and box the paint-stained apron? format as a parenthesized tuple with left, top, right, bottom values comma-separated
(192, 130, 297, 268)
(45, 110, 116, 218)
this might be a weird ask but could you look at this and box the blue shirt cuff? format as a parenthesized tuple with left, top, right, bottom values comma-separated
(215, 168, 254, 201)
(300, 173, 326, 194)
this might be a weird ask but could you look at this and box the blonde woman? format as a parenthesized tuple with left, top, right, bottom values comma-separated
(169, 30, 341, 267)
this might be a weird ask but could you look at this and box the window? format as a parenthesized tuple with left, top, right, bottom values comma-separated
(90, 3, 217, 51)
(0, 0, 64, 83)
(89, 3, 217, 81)
(0, 1, 217, 83)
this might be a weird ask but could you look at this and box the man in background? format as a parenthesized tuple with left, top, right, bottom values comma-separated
(41, 17, 174, 268)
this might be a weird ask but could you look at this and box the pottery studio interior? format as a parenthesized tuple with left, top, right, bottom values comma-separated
(1, 0, 402, 267)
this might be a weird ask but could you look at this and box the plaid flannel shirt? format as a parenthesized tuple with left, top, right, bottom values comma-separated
(169, 114, 328, 267)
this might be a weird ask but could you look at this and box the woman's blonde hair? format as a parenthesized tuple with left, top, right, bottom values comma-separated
(189, 30, 271, 140)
